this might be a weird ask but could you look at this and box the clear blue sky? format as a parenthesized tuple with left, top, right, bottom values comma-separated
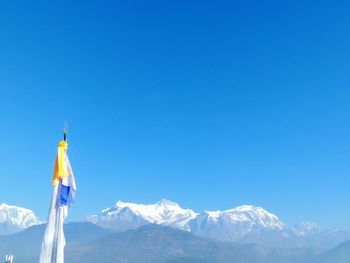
(0, 0, 349, 229)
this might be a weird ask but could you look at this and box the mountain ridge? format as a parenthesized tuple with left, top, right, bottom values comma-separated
(85, 199, 350, 249)
(1, 199, 349, 250)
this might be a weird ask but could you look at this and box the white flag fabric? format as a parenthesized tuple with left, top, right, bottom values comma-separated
(39, 147, 76, 263)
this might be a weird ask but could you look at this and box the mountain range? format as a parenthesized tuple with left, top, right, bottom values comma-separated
(1, 200, 350, 250)
(0, 200, 350, 262)
(85, 199, 350, 249)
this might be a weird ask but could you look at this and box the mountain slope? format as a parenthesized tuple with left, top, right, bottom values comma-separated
(0, 203, 42, 235)
(0, 221, 342, 263)
(313, 240, 350, 263)
(0, 222, 113, 263)
(66, 224, 321, 263)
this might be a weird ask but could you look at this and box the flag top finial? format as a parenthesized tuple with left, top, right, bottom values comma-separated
(63, 122, 68, 142)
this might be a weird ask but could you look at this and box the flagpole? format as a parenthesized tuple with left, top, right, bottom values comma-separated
(40, 126, 76, 263)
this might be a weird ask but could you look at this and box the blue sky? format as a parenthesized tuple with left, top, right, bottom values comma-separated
(0, 0, 350, 228)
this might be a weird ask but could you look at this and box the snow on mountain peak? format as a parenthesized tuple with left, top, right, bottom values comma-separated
(156, 199, 179, 207)
(224, 205, 284, 229)
(115, 200, 125, 206)
(199, 205, 283, 229)
(203, 210, 221, 219)
(189, 204, 284, 241)
(86, 200, 287, 240)
(293, 221, 321, 236)
(0, 203, 42, 235)
(86, 200, 335, 244)
(86, 199, 197, 232)
(234, 205, 256, 211)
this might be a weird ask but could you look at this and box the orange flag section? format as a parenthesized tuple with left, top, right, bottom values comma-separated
(52, 140, 69, 185)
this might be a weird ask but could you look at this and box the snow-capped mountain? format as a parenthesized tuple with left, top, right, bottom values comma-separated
(292, 221, 321, 236)
(189, 205, 284, 241)
(86, 201, 285, 236)
(0, 203, 42, 235)
(85, 199, 350, 248)
(86, 200, 286, 241)
(86, 199, 198, 232)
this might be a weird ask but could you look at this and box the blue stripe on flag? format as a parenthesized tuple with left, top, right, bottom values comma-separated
(60, 185, 71, 206)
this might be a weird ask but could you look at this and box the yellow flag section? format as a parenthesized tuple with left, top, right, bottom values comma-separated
(40, 140, 76, 263)
(52, 140, 69, 185)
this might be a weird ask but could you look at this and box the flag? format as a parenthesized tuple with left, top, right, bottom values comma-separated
(39, 140, 76, 263)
